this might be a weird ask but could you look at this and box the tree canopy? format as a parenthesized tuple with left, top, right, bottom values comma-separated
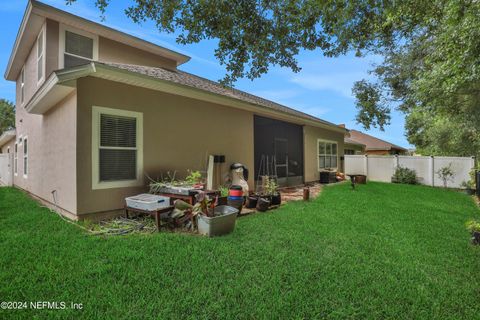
(67, 0, 480, 157)
(0, 99, 15, 135)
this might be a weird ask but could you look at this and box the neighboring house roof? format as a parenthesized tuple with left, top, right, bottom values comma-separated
(347, 130, 407, 151)
(5, 0, 190, 81)
(26, 62, 348, 134)
(344, 137, 365, 147)
(0, 129, 16, 148)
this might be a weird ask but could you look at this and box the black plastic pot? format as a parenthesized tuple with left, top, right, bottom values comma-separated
(270, 193, 282, 206)
(472, 231, 480, 245)
(245, 195, 258, 209)
(256, 197, 270, 212)
(217, 196, 228, 206)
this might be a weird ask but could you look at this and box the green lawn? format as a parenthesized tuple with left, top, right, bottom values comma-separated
(1, 182, 479, 319)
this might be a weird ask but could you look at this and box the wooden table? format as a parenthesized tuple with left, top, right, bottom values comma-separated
(125, 205, 174, 231)
(156, 190, 221, 205)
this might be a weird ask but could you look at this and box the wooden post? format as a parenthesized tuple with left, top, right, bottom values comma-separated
(303, 187, 310, 201)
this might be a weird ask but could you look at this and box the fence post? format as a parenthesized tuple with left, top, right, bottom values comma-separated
(364, 155, 368, 178)
(430, 156, 435, 187)
(394, 154, 399, 168)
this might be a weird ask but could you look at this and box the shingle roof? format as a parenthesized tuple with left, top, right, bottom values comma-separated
(348, 130, 406, 151)
(100, 62, 343, 130)
(344, 137, 365, 147)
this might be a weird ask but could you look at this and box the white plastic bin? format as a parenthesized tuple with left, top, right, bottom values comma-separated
(197, 205, 238, 237)
(125, 194, 170, 211)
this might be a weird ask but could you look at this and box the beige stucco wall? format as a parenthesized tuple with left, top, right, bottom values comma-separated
(303, 125, 345, 182)
(76, 77, 254, 215)
(46, 19, 59, 76)
(12, 88, 77, 214)
(99, 37, 178, 70)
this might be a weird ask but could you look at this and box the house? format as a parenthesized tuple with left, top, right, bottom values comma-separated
(0, 0, 348, 220)
(344, 129, 407, 156)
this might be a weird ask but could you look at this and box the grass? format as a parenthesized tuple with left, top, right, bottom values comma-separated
(0, 182, 479, 319)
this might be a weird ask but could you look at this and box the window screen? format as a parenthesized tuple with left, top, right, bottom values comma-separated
(64, 31, 94, 68)
(23, 138, 28, 176)
(99, 114, 137, 182)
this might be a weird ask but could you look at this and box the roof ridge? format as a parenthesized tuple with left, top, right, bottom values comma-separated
(350, 129, 406, 150)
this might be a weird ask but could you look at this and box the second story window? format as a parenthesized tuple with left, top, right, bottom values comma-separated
(60, 26, 98, 68)
(37, 27, 45, 83)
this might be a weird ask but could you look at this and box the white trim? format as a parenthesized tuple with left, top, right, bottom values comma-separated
(36, 22, 46, 86)
(20, 65, 25, 105)
(59, 23, 98, 69)
(317, 139, 338, 171)
(23, 136, 28, 178)
(91, 106, 143, 190)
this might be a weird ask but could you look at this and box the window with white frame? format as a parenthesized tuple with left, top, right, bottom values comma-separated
(23, 137, 28, 177)
(14, 143, 18, 175)
(318, 140, 338, 170)
(37, 27, 45, 83)
(60, 25, 98, 68)
(20, 66, 25, 104)
(92, 106, 143, 189)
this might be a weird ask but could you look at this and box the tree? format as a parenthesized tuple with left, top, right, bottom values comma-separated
(66, 0, 480, 157)
(0, 99, 15, 135)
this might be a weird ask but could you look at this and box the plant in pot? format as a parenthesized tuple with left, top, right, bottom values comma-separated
(194, 191, 239, 237)
(245, 192, 258, 209)
(466, 219, 480, 245)
(216, 186, 229, 206)
(265, 177, 281, 206)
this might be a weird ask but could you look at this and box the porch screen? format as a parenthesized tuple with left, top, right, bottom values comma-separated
(99, 114, 137, 181)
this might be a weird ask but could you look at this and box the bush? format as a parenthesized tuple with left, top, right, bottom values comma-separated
(391, 166, 417, 184)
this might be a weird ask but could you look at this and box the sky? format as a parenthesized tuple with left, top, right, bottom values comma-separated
(0, 0, 410, 148)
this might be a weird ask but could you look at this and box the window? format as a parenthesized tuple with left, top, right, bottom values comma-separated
(23, 137, 28, 177)
(60, 25, 98, 68)
(14, 143, 18, 175)
(345, 149, 355, 155)
(20, 66, 25, 104)
(7, 147, 10, 154)
(318, 140, 338, 170)
(92, 106, 143, 189)
(37, 27, 45, 83)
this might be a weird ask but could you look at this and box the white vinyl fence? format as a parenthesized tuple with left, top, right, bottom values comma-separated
(345, 155, 476, 188)
(0, 153, 13, 186)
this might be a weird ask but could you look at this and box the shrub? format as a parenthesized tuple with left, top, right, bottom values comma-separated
(436, 163, 455, 188)
(391, 166, 417, 184)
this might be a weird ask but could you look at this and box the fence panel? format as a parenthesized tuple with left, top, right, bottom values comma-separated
(433, 157, 475, 188)
(366, 156, 396, 182)
(344, 155, 366, 175)
(344, 155, 475, 188)
(0, 153, 13, 186)
(398, 156, 432, 185)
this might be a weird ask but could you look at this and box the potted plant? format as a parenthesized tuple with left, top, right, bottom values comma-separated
(194, 191, 239, 237)
(256, 196, 270, 212)
(245, 193, 258, 209)
(466, 219, 480, 245)
(216, 186, 229, 206)
(265, 177, 281, 205)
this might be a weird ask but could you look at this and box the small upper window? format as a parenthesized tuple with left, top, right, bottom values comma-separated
(14, 143, 18, 175)
(64, 31, 94, 68)
(37, 29, 45, 83)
